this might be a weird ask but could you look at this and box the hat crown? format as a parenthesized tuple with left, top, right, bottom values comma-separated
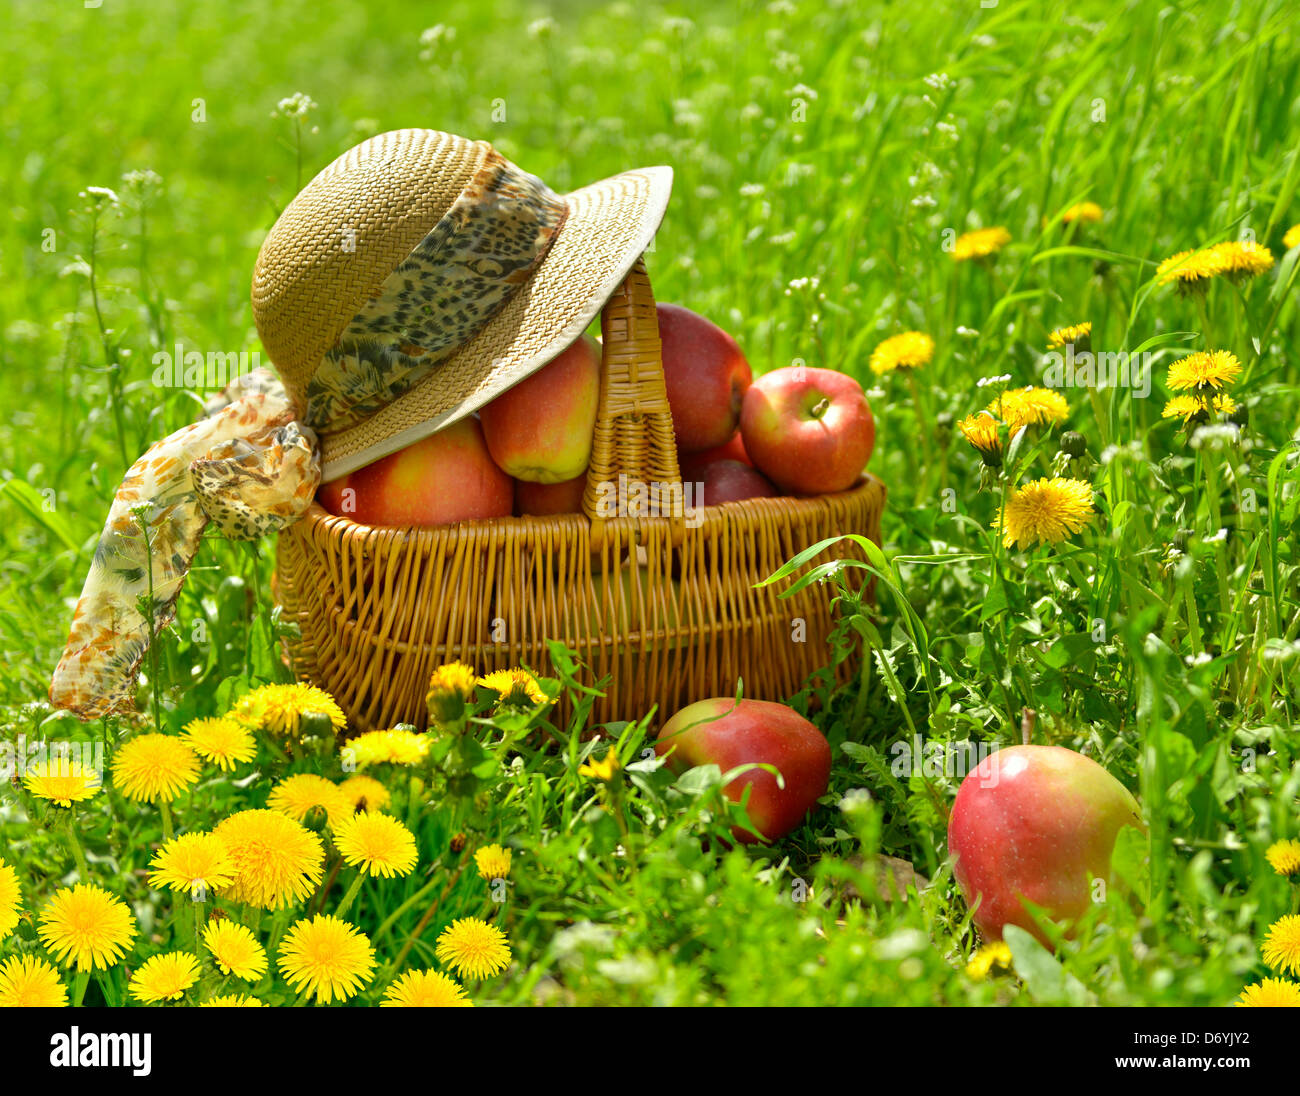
(252, 129, 489, 406)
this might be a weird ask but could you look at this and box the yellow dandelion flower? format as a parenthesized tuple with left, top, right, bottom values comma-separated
(1236, 977, 1300, 1007)
(381, 969, 474, 1007)
(22, 756, 102, 807)
(0, 860, 20, 942)
(212, 809, 325, 911)
(1061, 201, 1103, 225)
(474, 844, 512, 881)
(148, 832, 237, 898)
(38, 884, 137, 972)
(869, 331, 935, 376)
(232, 682, 346, 738)
(999, 477, 1095, 550)
(333, 812, 418, 878)
(1166, 349, 1241, 392)
(957, 412, 1002, 461)
(478, 668, 550, 709)
(578, 749, 622, 782)
(1209, 240, 1274, 280)
(965, 941, 1013, 980)
(182, 716, 256, 770)
(1284, 224, 1300, 250)
(202, 920, 267, 981)
(987, 387, 1070, 434)
(1265, 839, 1300, 877)
(200, 993, 264, 1007)
(435, 918, 512, 980)
(952, 226, 1011, 262)
(344, 728, 431, 769)
(0, 954, 68, 1007)
(278, 914, 376, 1004)
(267, 772, 353, 828)
(129, 952, 200, 1004)
(111, 733, 200, 803)
(339, 774, 390, 812)
(1155, 247, 1224, 289)
(1261, 915, 1300, 977)
(1047, 321, 1091, 351)
(1161, 393, 1237, 424)
(427, 661, 478, 725)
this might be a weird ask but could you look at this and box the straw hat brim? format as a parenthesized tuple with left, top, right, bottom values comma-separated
(319, 164, 673, 482)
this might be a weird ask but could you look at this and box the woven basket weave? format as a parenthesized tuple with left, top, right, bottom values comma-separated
(274, 259, 885, 732)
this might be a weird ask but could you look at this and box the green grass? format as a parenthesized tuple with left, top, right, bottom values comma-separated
(2, 0, 1299, 1006)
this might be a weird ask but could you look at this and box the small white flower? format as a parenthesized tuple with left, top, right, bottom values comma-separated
(84, 186, 120, 204)
(923, 72, 953, 91)
(976, 373, 1013, 388)
(527, 17, 556, 38)
(1184, 652, 1214, 667)
(739, 183, 765, 197)
(275, 92, 317, 118)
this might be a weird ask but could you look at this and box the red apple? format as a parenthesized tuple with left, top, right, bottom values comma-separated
(655, 698, 831, 842)
(740, 366, 874, 494)
(515, 474, 588, 517)
(317, 417, 513, 527)
(480, 334, 601, 483)
(682, 458, 777, 507)
(948, 745, 1145, 946)
(692, 431, 751, 467)
(658, 303, 753, 453)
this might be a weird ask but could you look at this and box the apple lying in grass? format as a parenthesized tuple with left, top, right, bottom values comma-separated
(317, 417, 513, 527)
(948, 745, 1145, 946)
(658, 303, 753, 453)
(681, 457, 777, 507)
(515, 474, 587, 517)
(740, 366, 874, 494)
(655, 698, 831, 842)
(480, 334, 601, 482)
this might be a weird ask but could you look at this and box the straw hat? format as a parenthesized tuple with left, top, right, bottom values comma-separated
(251, 129, 672, 482)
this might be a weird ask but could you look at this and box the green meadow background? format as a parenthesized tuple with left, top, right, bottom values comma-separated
(1, 0, 1299, 1005)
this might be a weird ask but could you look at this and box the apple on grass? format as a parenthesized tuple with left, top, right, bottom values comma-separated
(655, 698, 831, 843)
(947, 744, 1145, 946)
(657, 303, 753, 453)
(480, 334, 601, 483)
(740, 366, 875, 495)
(317, 417, 513, 527)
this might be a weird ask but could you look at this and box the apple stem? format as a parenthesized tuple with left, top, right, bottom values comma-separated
(1020, 708, 1036, 746)
(809, 397, 830, 420)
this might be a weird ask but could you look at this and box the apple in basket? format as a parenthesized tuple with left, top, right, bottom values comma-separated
(687, 430, 752, 468)
(515, 473, 588, 517)
(740, 366, 875, 495)
(480, 334, 602, 483)
(317, 417, 513, 527)
(657, 303, 753, 453)
(678, 454, 776, 507)
(948, 745, 1145, 946)
(655, 698, 831, 843)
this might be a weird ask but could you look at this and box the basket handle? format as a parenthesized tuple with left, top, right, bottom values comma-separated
(583, 257, 685, 548)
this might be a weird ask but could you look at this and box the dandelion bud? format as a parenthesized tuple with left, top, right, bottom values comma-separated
(1060, 431, 1087, 458)
(302, 804, 329, 833)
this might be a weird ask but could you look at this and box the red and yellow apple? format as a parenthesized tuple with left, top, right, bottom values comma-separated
(657, 303, 753, 453)
(655, 698, 831, 842)
(317, 417, 513, 527)
(948, 744, 1145, 946)
(480, 334, 601, 483)
(515, 474, 587, 517)
(740, 366, 874, 495)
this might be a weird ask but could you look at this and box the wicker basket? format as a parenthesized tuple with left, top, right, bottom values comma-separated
(274, 259, 886, 732)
